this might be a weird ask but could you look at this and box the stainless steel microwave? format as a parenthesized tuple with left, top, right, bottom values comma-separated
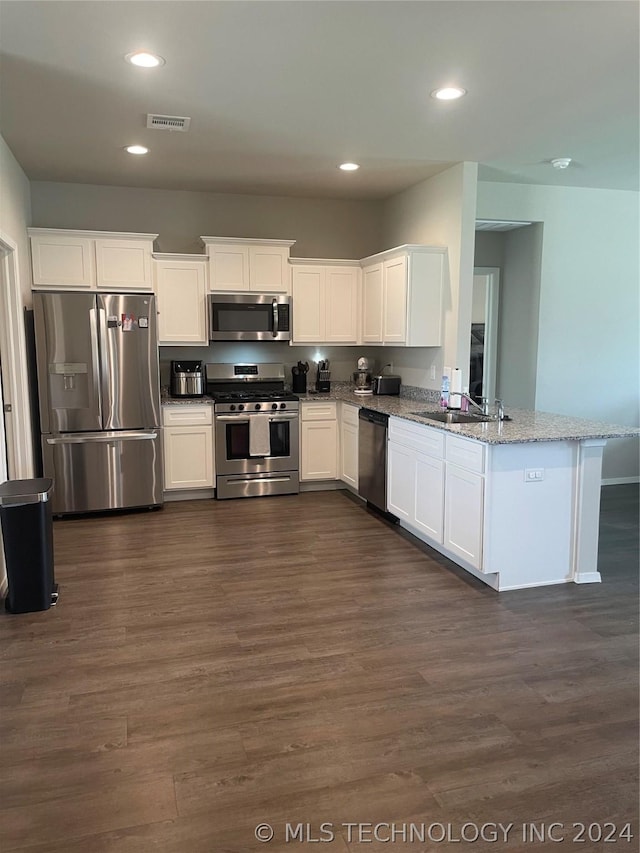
(209, 294, 292, 341)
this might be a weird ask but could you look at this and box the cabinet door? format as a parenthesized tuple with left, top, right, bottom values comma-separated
(31, 234, 95, 288)
(325, 266, 359, 343)
(383, 255, 407, 343)
(414, 452, 444, 542)
(163, 426, 214, 490)
(209, 245, 249, 291)
(444, 463, 484, 568)
(340, 420, 359, 489)
(291, 266, 325, 342)
(95, 239, 153, 290)
(155, 261, 207, 345)
(361, 263, 383, 343)
(387, 441, 414, 520)
(300, 421, 337, 480)
(249, 245, 289, 292)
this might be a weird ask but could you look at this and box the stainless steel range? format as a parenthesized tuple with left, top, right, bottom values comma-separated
(207, 363, 299, 499)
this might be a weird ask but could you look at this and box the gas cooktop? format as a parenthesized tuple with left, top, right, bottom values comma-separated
(211, 390, 299, 403)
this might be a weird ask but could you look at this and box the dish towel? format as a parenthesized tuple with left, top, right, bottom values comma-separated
(249, 416, 271, 457)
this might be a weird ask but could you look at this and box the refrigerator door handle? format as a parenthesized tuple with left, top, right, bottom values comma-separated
(96, 307, 111, 427)
(46, 431, 158, 444)
(88, 307, 103, 425)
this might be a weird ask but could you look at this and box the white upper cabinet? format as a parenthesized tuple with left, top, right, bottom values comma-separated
(95, 237, 154, 290)
(291, 259, 360, 344)
(29, 229, 157, 291)
(202, 237, 295, 293)
(30, 231, 95, 289)
(360, 245, 446, 346)
(153, 254, 208, 345)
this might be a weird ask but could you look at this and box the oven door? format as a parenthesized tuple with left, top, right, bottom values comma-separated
(215, 412, 299, 475)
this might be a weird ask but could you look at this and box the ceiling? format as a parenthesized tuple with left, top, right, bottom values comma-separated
(0, 1, 637, 200)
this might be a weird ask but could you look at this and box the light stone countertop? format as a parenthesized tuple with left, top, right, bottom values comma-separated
(297, 385, 639, 446)
(161, 386, 638, 445)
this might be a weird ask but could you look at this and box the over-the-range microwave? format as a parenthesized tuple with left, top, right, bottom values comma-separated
(209, 294, 292, 342)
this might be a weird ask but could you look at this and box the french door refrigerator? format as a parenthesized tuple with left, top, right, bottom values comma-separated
(34, 292, 162, 515)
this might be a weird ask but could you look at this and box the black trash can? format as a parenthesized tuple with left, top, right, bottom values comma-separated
(0, 478, 57, 613)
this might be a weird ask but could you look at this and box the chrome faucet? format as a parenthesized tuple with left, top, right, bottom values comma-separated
(449, 393, 506, 420)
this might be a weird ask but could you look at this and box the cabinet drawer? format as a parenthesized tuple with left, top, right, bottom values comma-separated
(162, 405, 213, 427)
(341, 402, 359, 427)
(301, 402, 337, 421)
(389, 416, 444, 458)
(446, 434, 485, 474)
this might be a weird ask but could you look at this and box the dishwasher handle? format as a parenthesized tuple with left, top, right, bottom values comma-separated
(358, 408, 389, 428)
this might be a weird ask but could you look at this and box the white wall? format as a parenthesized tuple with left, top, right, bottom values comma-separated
(381, 162, 478, 391)
(30, 181, 384, 260)
(0, 135, 32, 304)
(477, 181, 640, 481)
(0, 133, 34, 593)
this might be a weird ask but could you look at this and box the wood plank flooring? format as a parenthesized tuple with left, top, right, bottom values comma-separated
(0, 486, 638, 852)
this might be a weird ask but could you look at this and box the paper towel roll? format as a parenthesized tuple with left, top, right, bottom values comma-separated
(449, 367, 463, 409)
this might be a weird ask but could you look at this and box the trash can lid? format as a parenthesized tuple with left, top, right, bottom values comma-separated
(0, 478, 53, 506)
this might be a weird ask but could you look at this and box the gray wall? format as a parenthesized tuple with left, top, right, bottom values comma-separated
(473, 231, 505, 268)
(30, 182, 384, 259)
(497, 225, 543, 409)
(160, 343, 385, 389)
(473, 226, 543, 410)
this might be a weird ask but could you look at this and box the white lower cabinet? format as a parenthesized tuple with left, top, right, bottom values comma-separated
(339, 402, 359, 489)
(300, 402, 338, 481)
(388, 417, 482, 566)
(443, 463, 483, 567)
(162, 406, 214, 490)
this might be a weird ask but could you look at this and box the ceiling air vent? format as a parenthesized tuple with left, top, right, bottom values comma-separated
(146, 114, 191, 132)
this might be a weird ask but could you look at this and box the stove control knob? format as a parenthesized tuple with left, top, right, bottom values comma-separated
(238, 404, 245, 412)
(254, 403, 261, 411)
(271, 403, 278, 410)
(230, 404, 236, 411)
(280, 403, 286, 409)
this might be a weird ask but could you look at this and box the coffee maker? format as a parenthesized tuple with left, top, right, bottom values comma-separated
(352, 356, 373, 395)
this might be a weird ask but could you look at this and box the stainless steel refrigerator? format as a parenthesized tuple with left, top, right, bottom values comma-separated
(34, 292, 162, 515)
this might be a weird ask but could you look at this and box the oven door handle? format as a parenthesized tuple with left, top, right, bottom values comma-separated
(215, 414, 298, 422)
(272, 299, 279, 338)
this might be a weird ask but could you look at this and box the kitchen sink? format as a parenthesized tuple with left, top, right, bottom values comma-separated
(411, 411, 494, 424)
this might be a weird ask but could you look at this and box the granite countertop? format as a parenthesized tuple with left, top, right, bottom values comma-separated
(161, 386, 638, 445)
(298, 385, 639, 445)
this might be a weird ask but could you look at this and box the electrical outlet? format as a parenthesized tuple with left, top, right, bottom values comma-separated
(430, 365, 436, 380)
(525, 469, 545, 482)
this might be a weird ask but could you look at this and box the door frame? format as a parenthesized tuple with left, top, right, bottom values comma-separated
(0, 230, 34, 479)
(472, 267, 500, 404)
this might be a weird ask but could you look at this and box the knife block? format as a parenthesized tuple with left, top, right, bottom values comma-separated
(315, 370, 331, 392)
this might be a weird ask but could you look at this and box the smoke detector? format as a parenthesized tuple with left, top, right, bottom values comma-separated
(551, 157, 572, 170)
(146, 114, 191, 132)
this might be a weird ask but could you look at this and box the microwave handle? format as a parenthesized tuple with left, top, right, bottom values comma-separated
(272, 298, 279, 337)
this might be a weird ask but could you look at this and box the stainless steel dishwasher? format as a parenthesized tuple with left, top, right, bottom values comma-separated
(358, 408, 397, 519)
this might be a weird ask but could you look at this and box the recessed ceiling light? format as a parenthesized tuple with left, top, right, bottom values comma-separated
(431, 86, 467, 101)
(126, 145, 149, 155)
(339, 162, 360, 171)
(125, 51, 165, 68)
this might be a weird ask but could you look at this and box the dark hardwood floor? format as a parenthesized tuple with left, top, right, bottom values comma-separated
(1, 486, 638, 852)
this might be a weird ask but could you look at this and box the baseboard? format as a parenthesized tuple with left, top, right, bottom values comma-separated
(601, 476, 640, 486)
(164, 489, 216, 502)
(300, 481, 346, 492)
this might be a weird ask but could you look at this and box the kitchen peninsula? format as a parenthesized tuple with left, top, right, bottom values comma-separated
(298, 385, 639, 592)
